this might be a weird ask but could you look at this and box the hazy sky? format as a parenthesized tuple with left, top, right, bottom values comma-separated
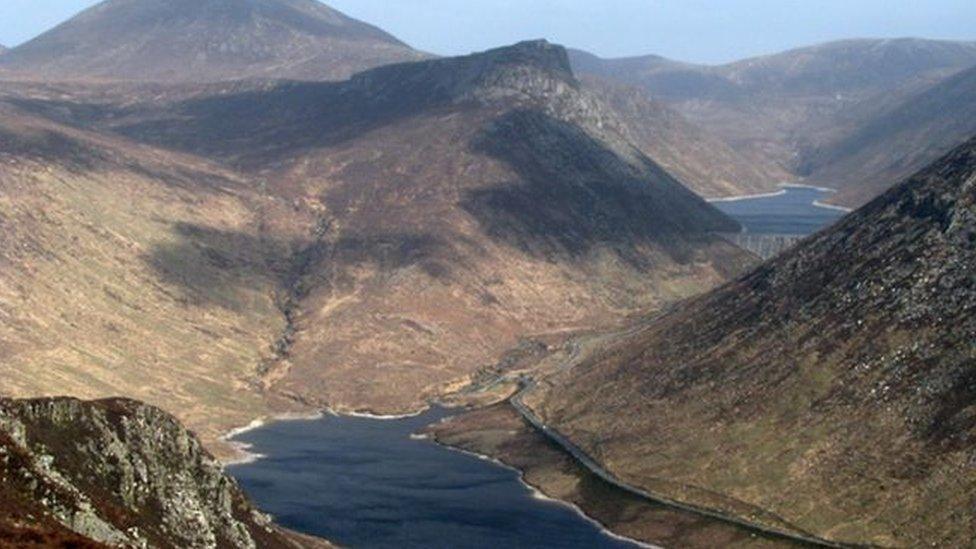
(2, 0, 974, 64)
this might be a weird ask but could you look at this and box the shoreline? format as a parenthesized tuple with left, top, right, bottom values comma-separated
(708, 182, 855, 214)
(706, 189, 787, 202)
(434, 439, 660, 549)
(812, 199, 853, 212)
(220, 410, 326, 466)
(220, 404, 434, 465)
(222, 404, 656, 547)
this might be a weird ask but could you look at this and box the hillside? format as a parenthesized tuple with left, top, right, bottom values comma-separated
(801, 63, 976, 206)
(571, 38, 976, 204)
(0, 0, 426, 81)
(116, 40, 752, 415)
(580, 75, 790, 197)
(0, 99, 306, 453)
(0, 397, 331, 547)
(0, 41, 753, 434)
(526, 136, 976, 546)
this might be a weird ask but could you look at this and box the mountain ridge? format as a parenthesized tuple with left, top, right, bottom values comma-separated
(571, 37, 976, 205)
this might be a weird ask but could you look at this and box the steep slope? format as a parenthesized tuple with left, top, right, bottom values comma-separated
(800, 63, 976, 206)
(571, 39, 976, 203)
(0, 100, 301, 453)
(527, 137, 976, 546)
(0, 0, 425, 81)
(52, 40, 751, 415)
(579, 75, 790, 197)
(0, 397, 331, 547)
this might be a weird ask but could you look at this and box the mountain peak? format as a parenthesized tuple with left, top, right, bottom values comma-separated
(348, 40, 578, 109)
(0, 0, 425, 81)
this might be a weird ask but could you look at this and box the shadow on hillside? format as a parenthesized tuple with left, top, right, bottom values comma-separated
(460, 110, 737, 265)
(144, 222, 457, 311)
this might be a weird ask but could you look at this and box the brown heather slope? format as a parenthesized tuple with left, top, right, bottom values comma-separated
(0, 101, 306, 451)
(526, 136, 976, 546)
(0, 0, 426, 81)
(12, 40, 755, 415)
(580, 75, 791, 197)
(800, 64, 976, 207)
(571, 38, 976, 205)
(0, 397, 331, 548)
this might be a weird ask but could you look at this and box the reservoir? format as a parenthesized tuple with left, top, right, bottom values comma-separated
(227, 407, 640, 549)
(710, 185, 848, 235)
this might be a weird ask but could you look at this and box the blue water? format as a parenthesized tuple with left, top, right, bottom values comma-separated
(712, 186, 847, 235)
(227, 407, 638, 549)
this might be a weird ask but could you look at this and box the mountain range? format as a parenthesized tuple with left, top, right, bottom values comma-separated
(0, 35, 754, 447)
(2, 0, 975, 546)
(572, 38, 976, 205)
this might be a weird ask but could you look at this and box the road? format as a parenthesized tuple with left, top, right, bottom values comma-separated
(509, 337, 851, 549)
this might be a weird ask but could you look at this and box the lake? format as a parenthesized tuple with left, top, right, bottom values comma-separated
(227, 407, 640, 549)
(710, 185, 848, 235)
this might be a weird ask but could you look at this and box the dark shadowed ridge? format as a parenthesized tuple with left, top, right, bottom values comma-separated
(0, 0, 427, 81)
(531, 135, 976, 547)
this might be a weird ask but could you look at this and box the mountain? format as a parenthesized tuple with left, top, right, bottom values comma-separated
(0, 397, 331, 547)
(1, 41, 754, 442)
(525, 136, 976, 546)
(571, 38, 976, 204)
(0, 0, 426, 81)
(800, 63, 976, 206)
(579, 75, 790, 197)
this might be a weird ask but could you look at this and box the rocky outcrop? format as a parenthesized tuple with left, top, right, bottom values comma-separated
(0, 397, 330, 548)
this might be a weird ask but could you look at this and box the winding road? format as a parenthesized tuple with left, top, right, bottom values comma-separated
(509, 340, 851, 549)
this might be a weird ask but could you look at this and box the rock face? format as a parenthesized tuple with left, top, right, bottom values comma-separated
(571, 38, 976, 205)
(528, 136, 976, 547)
(0, 0, 426, 81)
(0, 397, 329, 548)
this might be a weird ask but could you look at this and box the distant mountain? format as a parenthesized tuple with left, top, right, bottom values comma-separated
(571, 38, 976, 204)
(3, 41, 754, 423)
(800, 63, 976, 205)
(0, 0, 426, 81)
(527, 136, 976, 546)
(0, 397, 331, 547)
(579, 75, 790, 197)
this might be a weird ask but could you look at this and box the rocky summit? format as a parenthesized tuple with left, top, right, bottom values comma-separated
(526, 135, 976, 547)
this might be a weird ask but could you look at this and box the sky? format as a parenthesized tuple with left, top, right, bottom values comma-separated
(1, 0, 974, 64)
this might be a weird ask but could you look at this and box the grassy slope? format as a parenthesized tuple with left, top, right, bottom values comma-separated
(0, 105, 291, 449)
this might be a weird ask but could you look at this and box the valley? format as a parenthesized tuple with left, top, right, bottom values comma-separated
(0, 1, 974, 547)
